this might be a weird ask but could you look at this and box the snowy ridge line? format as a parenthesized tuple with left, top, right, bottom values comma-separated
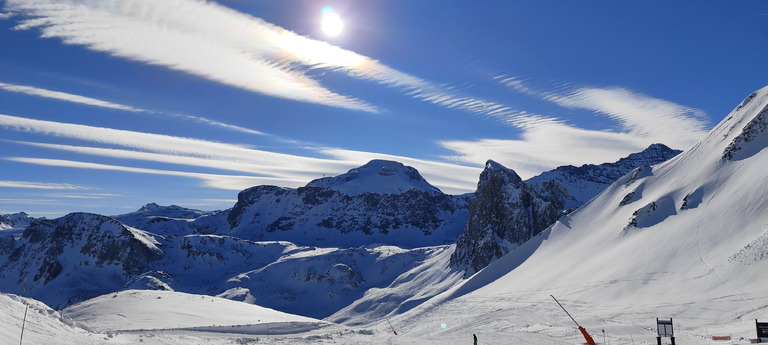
(107, 321, 333, 335)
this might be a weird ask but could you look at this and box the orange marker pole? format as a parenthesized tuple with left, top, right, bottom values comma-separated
(551, 295, 596, 345)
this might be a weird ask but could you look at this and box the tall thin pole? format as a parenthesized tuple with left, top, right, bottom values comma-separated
(19, 304, 28, 345)
(550, 295, 580, 327)
(550, 295, 596, 345)
(386, 317, 398, 335)
(19, 276, 28, 345)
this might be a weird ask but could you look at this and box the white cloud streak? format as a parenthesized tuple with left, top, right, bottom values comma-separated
(5, 0, 378, 112)
(0, 80, 266, 136)
(54, 193, 120, 199)
(440, 122, 650, 180)
(4, 0, 551, 128)
(175, 113, 264, 136)
(6, 157, 296, 191)
(0, 113, 481, 193)
(0, 180, 91, 190)
(0, 113, 346, 179)
(544, 86, 710, 148)
(438, 80, 712, 179)
(0, 81, 146, 112)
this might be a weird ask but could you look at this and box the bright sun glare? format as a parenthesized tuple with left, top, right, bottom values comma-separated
(321, 7, 343, 37)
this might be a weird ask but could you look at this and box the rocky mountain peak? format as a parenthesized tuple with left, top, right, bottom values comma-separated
(0, 212, 35, 231)
(478, 160, 524, 190)
(129, 203, 214, 220)
(450, 160, 562, 275)
(620, 143, 680, 165)
(306, 160, 440, 196)
(4, 212, 164, 307)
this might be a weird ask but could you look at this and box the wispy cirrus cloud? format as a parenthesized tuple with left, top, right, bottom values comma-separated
(175, 113, 264, 136)
(0, 80, 266, 136)
(4, 0, 550, 128)
(0, 180, 91, 190)
(0, 113, 480, 194)
(436, 77, 712, 178)
(5, 0, 378, 113)
(0, 113, 340, 180)
(0, 82, 147, 112)
(439, 121, 649, 179)
(543, 86, 710, 148)
(6, 157, 295, 191)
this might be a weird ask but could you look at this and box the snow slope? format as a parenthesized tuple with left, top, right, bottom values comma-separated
(385, 85, 768, 344)
(0, 292, 119, 344)
(62, 290, 326, 333)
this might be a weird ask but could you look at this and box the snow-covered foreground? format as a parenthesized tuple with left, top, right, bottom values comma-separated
(62, 290, 327, 333)
(2, 277, 763, 344)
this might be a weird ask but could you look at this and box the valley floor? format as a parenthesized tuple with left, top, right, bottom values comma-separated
(4, 288, 764, 345)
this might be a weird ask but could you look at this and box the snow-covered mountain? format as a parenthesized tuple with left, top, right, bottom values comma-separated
(0, 213, 163, 308)
(3, 87, 768, 344)
(113, 203, 228, 236)
(388, 85, 768, 344)
(526, 143, 681, 209)
(0, 212, 36, 231)
(450, 144, 681, 275)
(0, 212, 453, 318)
(0, 149, 681, 318)
(306, 159, 442, 195)
(225, 160, 471, 248)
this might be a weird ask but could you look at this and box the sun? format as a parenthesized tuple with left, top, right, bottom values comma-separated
(321, 7, 344, 37)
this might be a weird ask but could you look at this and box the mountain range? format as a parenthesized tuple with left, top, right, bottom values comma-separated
(3, 85, 768, 344)
(0, 143, 678, 319)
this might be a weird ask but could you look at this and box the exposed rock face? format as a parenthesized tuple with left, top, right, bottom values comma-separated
(449, 161, 565, 275)
(0, 213, 162, 308)
(722, 101, 768, 160)
(226, 161, 470, 248)
(450, 144, 682, 276)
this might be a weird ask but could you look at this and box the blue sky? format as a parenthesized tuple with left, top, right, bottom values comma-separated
(1, 0, 766, 217)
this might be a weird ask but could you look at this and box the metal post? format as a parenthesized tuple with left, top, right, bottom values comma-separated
(386, 317, 397, 335)
(19, 276, 28, 345)
(19, 304, 28, 345)
(551, 295, 580, 327)
(551, 295, 596, 345)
